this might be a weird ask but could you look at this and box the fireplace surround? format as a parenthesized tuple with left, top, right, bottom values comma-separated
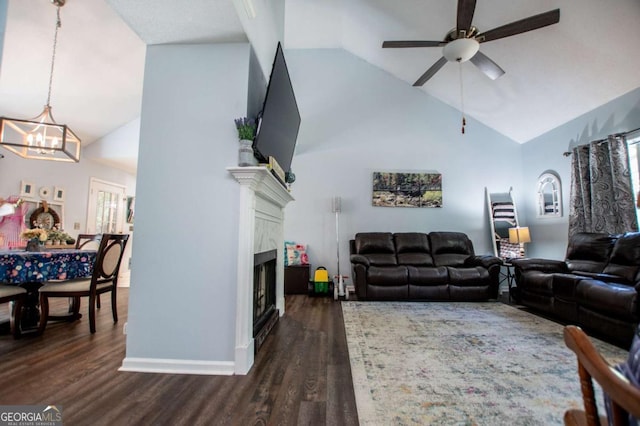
(228, 166, 294, 374)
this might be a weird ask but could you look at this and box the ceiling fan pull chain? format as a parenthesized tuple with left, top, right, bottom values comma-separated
(459, 61, 466, 134)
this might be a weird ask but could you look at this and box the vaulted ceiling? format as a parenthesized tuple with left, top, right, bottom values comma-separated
(1, 0, 639, 171)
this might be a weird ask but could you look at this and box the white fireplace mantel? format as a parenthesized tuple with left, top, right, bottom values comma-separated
(228, 166, 294, 374)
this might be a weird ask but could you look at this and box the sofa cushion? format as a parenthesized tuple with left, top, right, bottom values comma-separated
(406, 266, 448, 285)
(565, 232, 618, 273)
(362, 254, 398, 266)
(603, 232, 640, 284)
(409, 284, 449, 299)
(395, 233, 434, 266)
(367, 266, 408, 285)
(355, 232, 395, 254)
(552, 273, 583, 301)
(397, 253, 432, 266)
(521, 271, 554, 296)
(576, 280, 638, 321)
(447, 266, 490, 286)
(429, 232, 474, 267)
(573, 271, 631, 285)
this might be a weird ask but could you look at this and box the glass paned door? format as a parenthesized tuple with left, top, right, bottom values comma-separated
(87, 178, 126, 234)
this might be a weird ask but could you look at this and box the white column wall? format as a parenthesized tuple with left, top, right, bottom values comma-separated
(121, 43, 250, 375)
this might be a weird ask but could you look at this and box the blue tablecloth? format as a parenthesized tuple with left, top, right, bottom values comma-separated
(0, 249, 96, 284)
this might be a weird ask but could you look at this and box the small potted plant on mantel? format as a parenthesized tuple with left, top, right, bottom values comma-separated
(234, 117, 258, 167)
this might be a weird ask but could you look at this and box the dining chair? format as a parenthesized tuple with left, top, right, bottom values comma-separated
(38, 233, 129, 334)
(75, 233, 102, 308)
(76, 233, 102, 251)
(0, 284, 27, 338)
(563, 325, 640, 426)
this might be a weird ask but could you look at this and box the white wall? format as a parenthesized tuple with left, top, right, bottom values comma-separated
(124, 43, 249, 368)
(232, 0, 284, 78)
(520, 86, 640, 260)
(84, 117, 140, 175)
(283, 49, 522, 280)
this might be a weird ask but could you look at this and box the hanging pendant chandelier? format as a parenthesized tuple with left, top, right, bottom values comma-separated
(0, 0, 81, 163)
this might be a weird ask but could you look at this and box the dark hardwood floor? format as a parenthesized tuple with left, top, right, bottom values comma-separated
(0, 290, 359, 425)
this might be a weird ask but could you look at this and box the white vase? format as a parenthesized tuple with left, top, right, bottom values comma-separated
(238, 139, 257, 167)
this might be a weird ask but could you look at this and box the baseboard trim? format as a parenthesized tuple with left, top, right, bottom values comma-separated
(234, 339, 255, 375)
(119, 357, 235, 376)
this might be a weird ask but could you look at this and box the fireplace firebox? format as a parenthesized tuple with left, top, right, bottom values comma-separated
(253, 249, 278, 353)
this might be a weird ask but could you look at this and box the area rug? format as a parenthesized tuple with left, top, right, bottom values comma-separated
(342, 301, 628, 426)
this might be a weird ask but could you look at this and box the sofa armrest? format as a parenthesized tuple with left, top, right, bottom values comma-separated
(510, 258, 568, 274)
(350, 254, 370, 267)
(466, 255, 503, 269)
(351, 263, 368, 299)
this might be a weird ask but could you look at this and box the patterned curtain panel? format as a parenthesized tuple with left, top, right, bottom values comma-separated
(568, 135, 638, 237)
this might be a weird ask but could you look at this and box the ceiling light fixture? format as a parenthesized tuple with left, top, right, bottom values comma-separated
(443, 38, 479, 63)
(0, 0, 81, 163)
(444, 38, 479, 135)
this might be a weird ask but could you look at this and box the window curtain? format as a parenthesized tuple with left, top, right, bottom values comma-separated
(568, 135, 638, 237)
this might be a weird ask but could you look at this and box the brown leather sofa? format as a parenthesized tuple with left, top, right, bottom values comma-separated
(511, 232, 640, 347)
(349, 232, 502, 301)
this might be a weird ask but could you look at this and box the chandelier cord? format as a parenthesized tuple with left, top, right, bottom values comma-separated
(459, 61, 466, 134)
(46, 6, 61, 107)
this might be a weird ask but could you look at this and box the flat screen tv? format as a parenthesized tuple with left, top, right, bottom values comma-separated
(252, 42, 301, 175)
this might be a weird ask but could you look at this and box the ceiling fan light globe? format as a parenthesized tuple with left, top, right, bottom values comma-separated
(443, 38, 479, 62)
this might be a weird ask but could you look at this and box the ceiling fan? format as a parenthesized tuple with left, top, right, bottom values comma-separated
(382, 0, 560, 86)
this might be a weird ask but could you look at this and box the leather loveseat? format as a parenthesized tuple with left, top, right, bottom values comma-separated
(349, 232, 502, 301)
(511, 232, 640, 347)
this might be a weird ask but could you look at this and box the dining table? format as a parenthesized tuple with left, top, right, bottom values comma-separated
(0, 248, 97, 333)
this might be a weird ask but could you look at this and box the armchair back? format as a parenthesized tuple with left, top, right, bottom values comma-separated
(603, 232, 640, 284)
(394, 233, 434, 266)
(565, 233, 618, 273)
(353, 233, 397, 266)
(429, 232, 475, 267)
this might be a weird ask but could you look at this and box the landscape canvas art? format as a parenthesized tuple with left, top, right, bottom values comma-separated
(372, 172, 442, 207)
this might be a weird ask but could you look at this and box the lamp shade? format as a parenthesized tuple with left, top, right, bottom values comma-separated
(509, 227, 531, 244)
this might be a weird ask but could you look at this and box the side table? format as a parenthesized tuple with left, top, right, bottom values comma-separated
(284, 265, 310, 294)
(501, 261, 516, 301)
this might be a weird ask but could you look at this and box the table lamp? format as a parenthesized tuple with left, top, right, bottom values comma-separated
(509, 226, 531, 257)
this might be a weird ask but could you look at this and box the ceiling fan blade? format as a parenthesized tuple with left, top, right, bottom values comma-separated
(413, 57, 448, 86)
(469, 51, 505, 80)
(457, 0, 477, 34)
(477, 9, 560, 43)
(382, 40, 445, 48)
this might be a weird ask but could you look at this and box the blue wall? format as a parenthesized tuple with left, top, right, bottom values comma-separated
(283, 49, 523, 277)
(283, 49, 640, 274)
(124, 43, 249, 366)
(520, 87, 640, 259)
